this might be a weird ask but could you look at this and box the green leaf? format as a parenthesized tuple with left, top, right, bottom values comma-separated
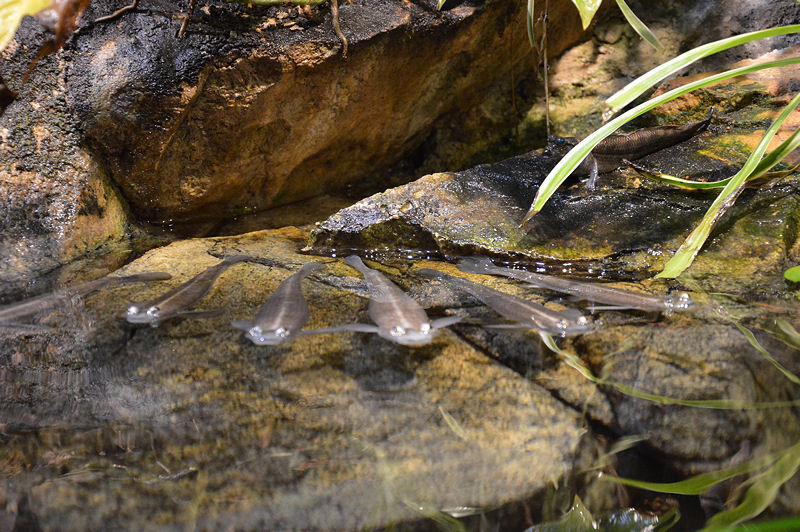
(522, 56, 800, 224)
(615, 0, 663, 51)
(539, 332, 800, 409)
(570, 0, 603, 30)
(606, 446, 786, 495)
(437, 0, 446, 10)
(527, 0, 536, 48)
(657, 91, 800, 278)
(784, 265, 800, 282)
(732, 322, 800, 386)
(0, 0, 51, 51)
(702, 443, 800, 529)
(605, 25, 800, 114)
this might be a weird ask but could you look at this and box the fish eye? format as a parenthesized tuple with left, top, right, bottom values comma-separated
(577, 316, 589, 325)
(126, 305, 139, 316)
(275, 327, 289, 337)
(146, 306, 160, 318)
(249, 326, 264, 337)
(390, 326, 406, 337)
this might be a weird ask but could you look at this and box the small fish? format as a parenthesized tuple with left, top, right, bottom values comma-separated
(231, 262, 325, 346)
(126, 255, 255, 327)
(577, 108, 713, 188)
(457, 257, 694, 313)
(417, 268, 594, 335)
(0, 272, 171, 324)
(327, 255, 461, 346)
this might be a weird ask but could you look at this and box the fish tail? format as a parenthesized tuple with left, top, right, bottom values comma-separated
(120, 272, 172, 283)
(221, 254, 256, 265)
(344, 255, 368, 273)
(417, 268, 446, 280)
(298, 262, 326, 277)
(456, 257, 495, 275)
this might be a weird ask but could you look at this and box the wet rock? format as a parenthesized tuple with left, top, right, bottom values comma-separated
(0, 229, 592, 530)
(1, 0, 587, 229)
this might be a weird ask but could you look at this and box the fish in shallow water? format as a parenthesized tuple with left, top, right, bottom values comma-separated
(457, 257, 694, 314)
(231, 262, 325, 346)
(550, 108, 713, 189)
(0, 272, 171, 325)
(418, 268, 595, 335)
(126, 254, 255, 327)
(321, 255, 461, 346)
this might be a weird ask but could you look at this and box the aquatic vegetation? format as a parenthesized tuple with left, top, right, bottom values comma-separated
(783, 266, 800, 283)
(524, 495, 679, 532)
(657, 93, 800, 278)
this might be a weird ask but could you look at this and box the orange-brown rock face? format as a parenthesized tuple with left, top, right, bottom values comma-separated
(62, 0, 583, 225)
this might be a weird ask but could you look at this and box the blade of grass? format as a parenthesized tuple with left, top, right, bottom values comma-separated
(522, 56, 800, 224)
(728, 516, 800, 532)
(605, 25, 800, 115)
(702, 443, 800, 530)
(732, 322, 800, 386)
(615, 0, 662, 51)
(526, 0, 535, 47)
(0, 0, 51, 51)
(570, 0, 602, 30)
(606, 447, 786, 495)
(656, 91, 800, 278)
(539, 332, 800, 409)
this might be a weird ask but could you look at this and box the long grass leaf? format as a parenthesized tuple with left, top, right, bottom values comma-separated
(570, 0, 602, 30)
(751, 125, 800, 178)
(615, 0, 662, 51)
(526, 0, 535, 48)
(732, 322, 800, 386)
(657, 91, 800, 278)
(522, 56, 800, 223)
(0, 0, 51, 51)
(728, 516, 800, 532)
(539, 332, 800, 410)
(605, 25, 800, 114)
(606, 448, 784, 495)
(702, 443, 800, 529)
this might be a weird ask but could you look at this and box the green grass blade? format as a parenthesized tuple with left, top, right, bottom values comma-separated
(539, 332, 800, 410)
(570, 0, 602, 30)
(0, 0, 51, 51)
(751, 125, 800, 178)
(523, 56, 800, 223)
(526, 0, 535, 47)
(606, 447, 785, 495)
(656, 91, 800, 278)
(732, 322, 800, 386)
(727, 516, 800, 532)
(615, 0, 662, 51)
(702, 443, 800, 529)
(605, 25, 800, 114)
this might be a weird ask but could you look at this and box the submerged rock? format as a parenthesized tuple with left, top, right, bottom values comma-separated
(0, 229, 591, 530)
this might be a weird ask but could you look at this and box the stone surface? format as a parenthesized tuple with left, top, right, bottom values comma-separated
(0, 229, 590, 530)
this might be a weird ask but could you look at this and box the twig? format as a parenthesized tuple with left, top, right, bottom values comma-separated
(178, 0, 198, 37)
(95, 0, 139, 23)
(330, 0, 348, 57)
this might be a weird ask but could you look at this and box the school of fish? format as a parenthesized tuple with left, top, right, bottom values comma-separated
(0, 254, 695, 347)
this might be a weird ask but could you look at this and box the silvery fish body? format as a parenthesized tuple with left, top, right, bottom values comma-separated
(418, 268, 594, 335)
(457, 257, 694, 313)
(232, 262, 325, 345)
(0, 272, 171, 324)
(126, 255, 254, 327)
(341, 255, 460, 346)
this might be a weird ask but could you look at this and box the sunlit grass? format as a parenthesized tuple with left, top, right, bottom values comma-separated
(0, 0, 50, 51)
(657, 92, 800, 278)
(605, 25, 800, 115)
(522, 55, 800, 225)
(615, 0, 662, 51)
